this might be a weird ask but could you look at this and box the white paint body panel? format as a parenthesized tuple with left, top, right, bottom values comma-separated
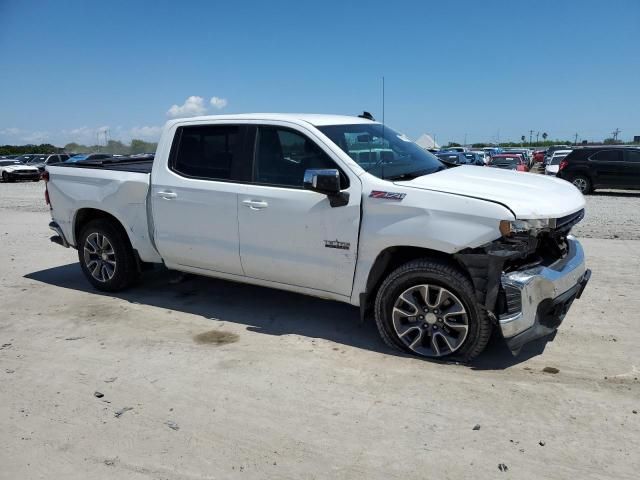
(47, 113, 586, 308)
(395, 165, 585, 219)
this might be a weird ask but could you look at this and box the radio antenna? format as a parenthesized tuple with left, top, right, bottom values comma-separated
(382, 76, 385, 179)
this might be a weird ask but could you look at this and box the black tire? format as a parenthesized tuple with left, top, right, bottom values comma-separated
(2, 172, 13, 183)
(374, 258, 491, 362)
(77, 219, 138, 292)
(570, 174, 591, 194)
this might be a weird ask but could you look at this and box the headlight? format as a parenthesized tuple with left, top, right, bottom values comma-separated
(499, 218, 554, 236)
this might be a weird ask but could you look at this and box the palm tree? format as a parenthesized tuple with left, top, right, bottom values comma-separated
(521, 135, 526, 146)
(542, 132, 548, 143)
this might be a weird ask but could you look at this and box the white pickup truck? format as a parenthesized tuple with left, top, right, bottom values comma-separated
(45, 113, 591, 361)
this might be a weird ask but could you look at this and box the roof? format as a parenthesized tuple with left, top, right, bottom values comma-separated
(165, 113, 377, 128)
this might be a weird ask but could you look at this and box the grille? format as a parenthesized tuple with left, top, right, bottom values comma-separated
(554, 209, 584, 235)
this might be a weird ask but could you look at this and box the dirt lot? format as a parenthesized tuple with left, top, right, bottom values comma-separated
(1, 181, 639, 479)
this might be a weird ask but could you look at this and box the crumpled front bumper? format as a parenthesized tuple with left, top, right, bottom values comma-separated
(498, 236, 590, 353)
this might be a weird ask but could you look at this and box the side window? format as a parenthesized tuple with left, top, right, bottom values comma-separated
(590, 150, 623, 162)
(48, 155, 60, 164)
(625, 150, 640, 163)
(172, 125, 238, 180)
(254, 127, 345, 188)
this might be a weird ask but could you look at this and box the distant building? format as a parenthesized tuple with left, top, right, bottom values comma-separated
(415, 133, 440, 150)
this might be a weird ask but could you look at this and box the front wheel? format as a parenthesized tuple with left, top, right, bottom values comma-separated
(2, 172, 12, 183)
(374, 259, 491, 361)
(77, 219, 139, 292)
(570, 174, 591, 194)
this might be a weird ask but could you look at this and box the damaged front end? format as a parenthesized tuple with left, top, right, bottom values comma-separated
(455, 209, 591, 355)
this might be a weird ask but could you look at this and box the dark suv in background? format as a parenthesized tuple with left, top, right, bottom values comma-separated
(557, 146, 640, 193)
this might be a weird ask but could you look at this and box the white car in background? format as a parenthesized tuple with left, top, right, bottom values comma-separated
(0, 159, 41, 182)
(545, 149, 573, 176)
(470, 150, 490, 165)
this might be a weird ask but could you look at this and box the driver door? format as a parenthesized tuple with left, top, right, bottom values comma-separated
(237, 125, 361, 296)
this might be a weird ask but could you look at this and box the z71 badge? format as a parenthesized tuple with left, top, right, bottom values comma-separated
(369, 190, 406, 201)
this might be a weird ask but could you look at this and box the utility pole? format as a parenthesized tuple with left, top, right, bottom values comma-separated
(573, 133, 579, 145)
(529, 130, 534, 146)
(612, 128, 621, 142)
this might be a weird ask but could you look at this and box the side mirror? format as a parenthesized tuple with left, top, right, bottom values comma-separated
(303, 169, 341, 195)
(303, 169, 349, 207)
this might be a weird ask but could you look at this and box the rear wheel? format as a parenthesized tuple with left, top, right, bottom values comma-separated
(570, 175, 591, 194)
(78, 219, 138, 292)
(2, 172, 12, 183)
(374, 259, 491, 362)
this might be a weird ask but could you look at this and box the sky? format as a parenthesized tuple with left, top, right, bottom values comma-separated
(0, 0, 638, 147)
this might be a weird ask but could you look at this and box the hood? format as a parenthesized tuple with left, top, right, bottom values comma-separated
(395, 165, 584, 219)
(2, 164, 39, 172)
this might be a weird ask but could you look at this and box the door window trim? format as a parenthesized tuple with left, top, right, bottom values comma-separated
(168, 124, 252, 183)
(248, 125, 350, 190)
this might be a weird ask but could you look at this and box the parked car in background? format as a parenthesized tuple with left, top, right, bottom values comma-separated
(14, 154, 41, 164)
(489, 154, 529, 172)
(0, 159, 41, 182)
(556, 146, 640, 193)
(0, 154, 19, 159)
(545, 150, 572, 176)
(503, 148, 533, 168)
(442, 146, 467, 153)
(482, 147, 503, 157)
(469, 150, 490, 165)
(66, 153, 113, 163)
(462, 151, 485, 166)
(29, 154, 71, 172)
(543, 145, 570, 166)
(533, 150, 546, 163)
(436, 152, 470, 166)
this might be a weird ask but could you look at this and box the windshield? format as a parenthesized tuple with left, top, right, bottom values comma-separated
(318, 124, 444, 180)
(67, 154, 89, 163)
(0, 160, 22, 166)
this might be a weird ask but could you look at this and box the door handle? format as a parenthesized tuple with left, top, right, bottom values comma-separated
(156, 191, 177, 200)
(242, 199, 268, 210)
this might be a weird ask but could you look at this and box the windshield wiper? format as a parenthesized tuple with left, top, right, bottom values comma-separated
(384, 168, 437, 181)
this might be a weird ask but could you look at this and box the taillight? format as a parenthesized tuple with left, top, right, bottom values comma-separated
(559, 160, 568, 171)
(43, 171, 50, 206)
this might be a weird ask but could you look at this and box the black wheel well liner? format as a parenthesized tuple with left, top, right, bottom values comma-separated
(360, 245, 508, 323)
(361, 246, 472, 308)
(73, 208, 141, 268)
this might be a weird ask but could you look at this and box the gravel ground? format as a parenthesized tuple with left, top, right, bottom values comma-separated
(573, 190, 640, 240)
(1, 179, 639, 479)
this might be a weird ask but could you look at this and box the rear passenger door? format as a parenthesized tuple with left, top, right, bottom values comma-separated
(150, 124, 249, 275)
(236, 124, 361, 296)
(624, 149, 640, 188)
(588, 149, 626, 187)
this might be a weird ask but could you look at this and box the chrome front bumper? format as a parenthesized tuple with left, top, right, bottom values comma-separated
(498, 236, 590, 349)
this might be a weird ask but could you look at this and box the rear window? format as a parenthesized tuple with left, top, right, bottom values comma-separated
(171, 125, 239, 180)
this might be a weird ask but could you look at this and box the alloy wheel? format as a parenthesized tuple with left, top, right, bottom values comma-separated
(572, 177, 588, 193)
(83, 232, 117, 282)
(392, 284, 469, 357)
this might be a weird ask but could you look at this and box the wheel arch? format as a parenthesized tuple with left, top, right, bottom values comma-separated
(73, 208, 135, 253)
(360, 245, 472, 314)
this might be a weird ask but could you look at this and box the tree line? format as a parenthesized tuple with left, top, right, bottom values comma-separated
(0, 139, 158, 156)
